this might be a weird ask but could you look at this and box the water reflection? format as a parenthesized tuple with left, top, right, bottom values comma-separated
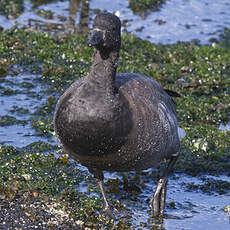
(27, 0, 90, 35)
(128, 0, 167, 19)
(69, 0, 81, 26)
(69, 0, 90, 35)
(0, 0, 91, 36)
(0, 0, 230, 44)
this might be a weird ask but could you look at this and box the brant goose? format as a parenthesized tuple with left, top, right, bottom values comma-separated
(54, 12, 181, 216)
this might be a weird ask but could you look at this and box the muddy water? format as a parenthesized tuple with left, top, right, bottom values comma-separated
(0, 0, 230, 229)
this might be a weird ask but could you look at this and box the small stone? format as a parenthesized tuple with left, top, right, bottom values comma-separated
(22, 174, 32, 181)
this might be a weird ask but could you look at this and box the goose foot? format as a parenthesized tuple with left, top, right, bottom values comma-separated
(91, 169, 115, 217)
(150, 155, 179, 216)
(150, 177, 167, 216)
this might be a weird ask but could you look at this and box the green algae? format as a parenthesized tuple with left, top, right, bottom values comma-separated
(37, 9, 53, 19)
(2, 87, 20, 95)
(223, 205, 230, 219)
(30, 117, 54, 137)
(176, 125, 230, 175)
(0, 27, 230, 227)
(0, 144, 106, 225)
(0, 145, 20, 164)
(217, 28, 230, 47)
(0, 115, 27, 126)
(29, 0, 57, 8)
(0, 144, 133, 228)
(0, 27, 229, 173)
(185, 177, 230, 195)
(23, 140, 58, 153)
(129, 0, 166, 17)
(0, 144, 85, 196)
(9, 105, 29, 115)
(0, 0, 24, 19)
(0, 67, 8, 77)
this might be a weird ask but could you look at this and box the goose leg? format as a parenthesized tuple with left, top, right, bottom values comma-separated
(150, 155, 179, 216)
(95, 177, 110, 211)
(90, 169, 111, 212)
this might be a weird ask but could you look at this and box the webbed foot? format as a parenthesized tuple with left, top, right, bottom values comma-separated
(150, 177, 167, 216)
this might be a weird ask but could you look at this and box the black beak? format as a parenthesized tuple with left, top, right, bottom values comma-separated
(87, 30, 103, 47)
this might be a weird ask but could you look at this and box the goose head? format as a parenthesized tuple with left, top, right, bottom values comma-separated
(88, 12, 121, 51)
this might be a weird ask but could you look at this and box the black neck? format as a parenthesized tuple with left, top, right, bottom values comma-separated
(88, 48, 119, 95)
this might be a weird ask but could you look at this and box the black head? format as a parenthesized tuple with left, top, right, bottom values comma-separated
(88, 12, 121, 50)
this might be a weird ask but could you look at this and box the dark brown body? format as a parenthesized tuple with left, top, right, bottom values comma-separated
(54, 72, 180, 172)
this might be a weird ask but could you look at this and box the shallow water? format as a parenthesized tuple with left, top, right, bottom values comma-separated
(0, 73, 55, 147)
(165, 175, 230, 230)
(91, 0, 230, 44)
(1, 72, 229, 229)
(0, 0, 230, 44)
(219, 122, 230, 132)
(0, 0, 230, 229)
(97, 171, 230, 230)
